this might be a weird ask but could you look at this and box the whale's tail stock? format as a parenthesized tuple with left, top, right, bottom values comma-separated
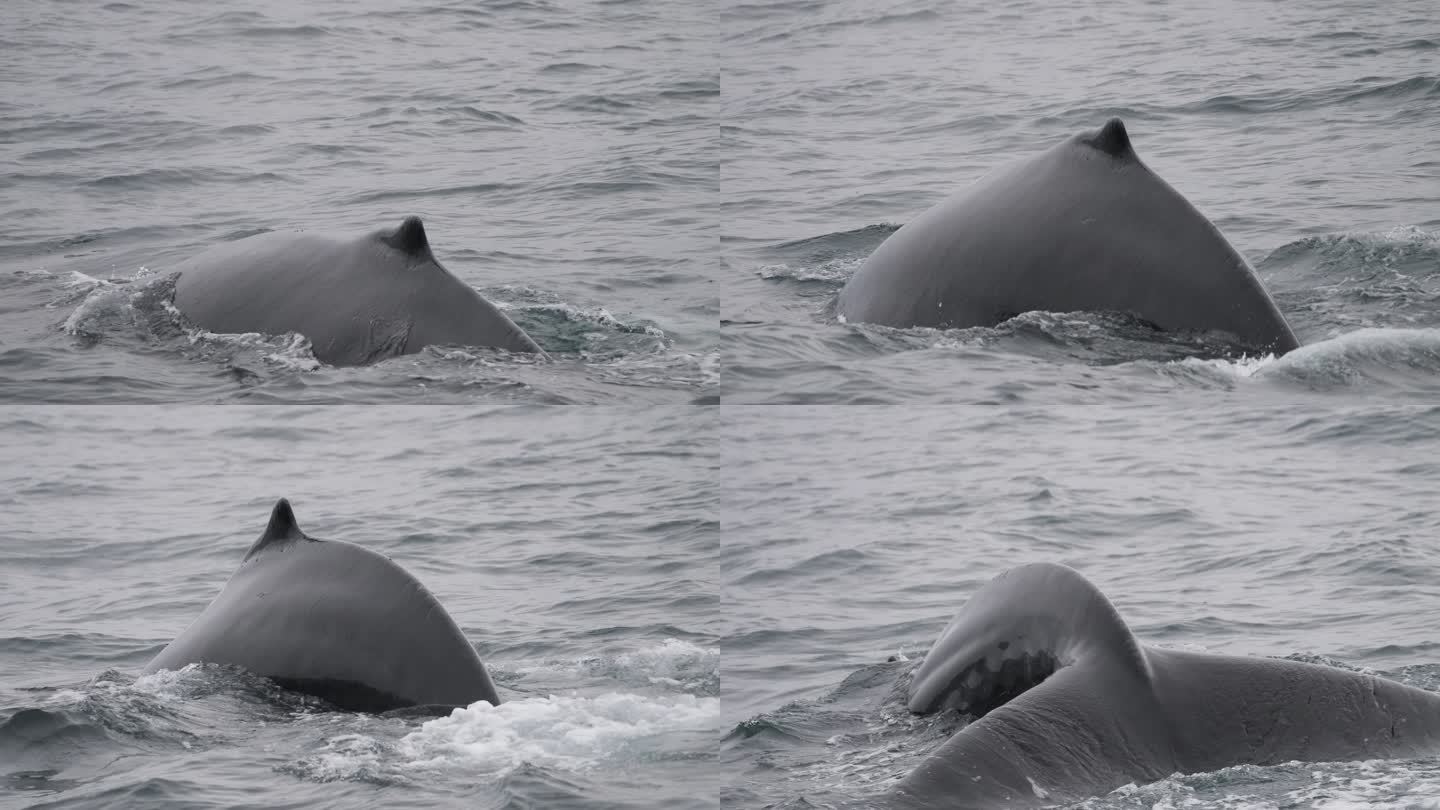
(893, 563, 1440, 808)
(906, 562, 1147, 717)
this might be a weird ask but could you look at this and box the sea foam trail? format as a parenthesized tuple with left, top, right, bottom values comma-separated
(285, 693, 720, 784)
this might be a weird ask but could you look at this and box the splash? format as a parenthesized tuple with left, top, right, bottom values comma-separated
(396, 692, 719, 773)
(506, 638, 720, 695)
(286, 692, 720, 784)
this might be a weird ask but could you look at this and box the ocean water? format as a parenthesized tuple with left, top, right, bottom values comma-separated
(0, 0, 717, 403)
(722, 0, 1439, 403)
(718, 0, 1440, 808)
(0, 407, 719, 809)
(6, 0, 1440, 807)
(721, 402, 1440, 809)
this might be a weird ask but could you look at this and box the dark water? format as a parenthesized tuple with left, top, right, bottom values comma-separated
(0, 407, 719, 809)
(0, 0, 716, 403)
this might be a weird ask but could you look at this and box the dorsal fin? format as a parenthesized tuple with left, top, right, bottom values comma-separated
(243, 498, 309, 561)
(1082, 117, 1133, 158)
(379, 216, 435, 261)
(907, 563, 1149, 715)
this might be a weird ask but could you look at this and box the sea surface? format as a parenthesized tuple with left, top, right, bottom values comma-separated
(718, 0, 1440, 808)
(6, 0, 1440, 808)
(722, 0, 1439, 404)
(0, 407, 719, 809)
(722, 402, 1440, 809)
(0, 0, 717, 404)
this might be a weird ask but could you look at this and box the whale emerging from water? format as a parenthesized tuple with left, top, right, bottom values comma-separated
(170, 216, 544, 366)
(837, 119, 1300, 355)
(143, 499, 500, 712)
(892, 562, 1440, 808)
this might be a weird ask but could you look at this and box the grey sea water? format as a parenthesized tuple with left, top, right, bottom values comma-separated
(0, 407, 719, 809)
(5, 0, 1440, 807)
(0, 0, 717, 403)
(722, 0, 1439, 403)
(722, 403, 1440, 809)
(718, 0, 1440, 808)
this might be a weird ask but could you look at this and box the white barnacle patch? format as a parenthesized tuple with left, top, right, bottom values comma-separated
(1027, 776, 1049, 799)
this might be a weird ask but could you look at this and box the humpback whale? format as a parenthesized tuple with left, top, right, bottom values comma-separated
(892, 563, 1440, 808)
(170, 216, 544, 366)
(143, 499, 500, 713)
(837, 119, 1300, 355)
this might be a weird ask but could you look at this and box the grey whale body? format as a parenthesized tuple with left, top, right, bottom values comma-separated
(837, 119, 1300, 355)
(170, 216, 543, 366)
(892, 563, 1440, 808)
(143, 499, 500, 713)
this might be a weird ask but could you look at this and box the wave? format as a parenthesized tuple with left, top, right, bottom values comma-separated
(1184, 75, 1439, 115)
(1155, 328, 1440, 393)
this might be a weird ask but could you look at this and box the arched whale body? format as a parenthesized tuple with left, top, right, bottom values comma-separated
(837, 119, 1300, 355)
(170, 216, 543, 366)
(893, 563, 1440, 807)
(143, 499, 500, 713)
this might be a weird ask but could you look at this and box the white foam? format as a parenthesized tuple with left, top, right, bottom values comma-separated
(1161, 327, 1440, 388)
(607, 638, 719, 689)
(63, 270, 108, 289)
(756, 257, 861, 284)
(56, 270, 322, 372)
(299, 732, 391, 783)
(1092, 759, 1440, 810)
(132, 665, 190, 697)
(1354, 225, 1439, 248)
(1272, 327, 1440, 364)
(281, 641, 720, 784)
(61, 279, 131, 334)
(526, 301, 667, 338)
(395, 692, 719, 775)
(259, 333, 323, 371)
(289, 691, 719, 784)
(508, 638, 719, 694)
(179, 318, 322, 371)
(1171, 352, 1278, 379)
(1289, 760, 1440, 810)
